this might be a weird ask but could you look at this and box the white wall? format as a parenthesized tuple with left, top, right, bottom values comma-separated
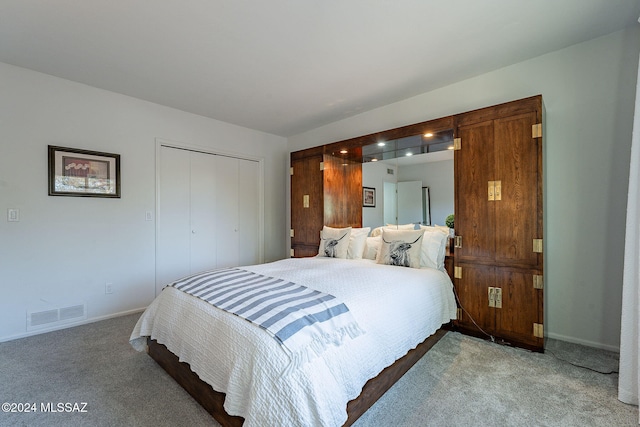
(288, 27, 640, 351)
(0, 62, 288, 342)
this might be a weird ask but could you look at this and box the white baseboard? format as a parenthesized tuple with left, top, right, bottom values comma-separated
(546, 331, 620, 353)
(0, 307, 147, 343)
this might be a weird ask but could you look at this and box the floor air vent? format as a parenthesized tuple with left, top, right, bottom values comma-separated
(28, 309, 59, 327)
(27, 303, 86, 330)
(60, 304, 85, 321)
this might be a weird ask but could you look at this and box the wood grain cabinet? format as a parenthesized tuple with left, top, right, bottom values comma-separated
(290, 149, 362, 257)
(290, 154, 325, 257)
(453, 96, 544, 351)
(289, 95, 544, 351)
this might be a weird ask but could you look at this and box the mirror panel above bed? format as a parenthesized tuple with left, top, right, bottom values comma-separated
(290, 115, 454, 259)
(362, 128, 454, 230)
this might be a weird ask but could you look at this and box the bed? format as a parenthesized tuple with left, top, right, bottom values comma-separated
(130, 228, 457, 427)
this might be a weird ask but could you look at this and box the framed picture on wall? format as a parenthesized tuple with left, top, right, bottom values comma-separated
(48, 145, 121, 198)
(363, 187, 376, 207)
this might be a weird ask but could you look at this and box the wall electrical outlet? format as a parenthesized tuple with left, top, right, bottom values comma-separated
(105, 282, 113, 294)
(145, 211, 153, 221)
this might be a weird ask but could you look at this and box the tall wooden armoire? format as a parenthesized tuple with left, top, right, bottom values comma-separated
(453, 95, 544, 351)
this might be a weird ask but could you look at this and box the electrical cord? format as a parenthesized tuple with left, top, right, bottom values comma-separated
(451, 284, 618, 375)
(545, 348, 619, 375)
(451, 283, 495, 343)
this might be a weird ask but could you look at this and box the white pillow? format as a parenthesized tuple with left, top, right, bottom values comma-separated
(420, 227, 449, 270)
(370, 226, 384, 237)
(371, 224, 416, 237)
(386, 223, 416, 230)
(363, 236, 382, 260)
(431, 224, 451, 234)
(318, 226, 352, 258)
(376, 229, 424, 269)
(347, 227, 371, 259)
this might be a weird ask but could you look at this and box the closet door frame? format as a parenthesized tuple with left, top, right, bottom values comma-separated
(155, 138, 265, 296)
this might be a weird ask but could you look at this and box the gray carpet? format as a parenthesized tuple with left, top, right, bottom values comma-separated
(0, 313, 635, 427)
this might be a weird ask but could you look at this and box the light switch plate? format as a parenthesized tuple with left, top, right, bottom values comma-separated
(7, 208, 19, 222)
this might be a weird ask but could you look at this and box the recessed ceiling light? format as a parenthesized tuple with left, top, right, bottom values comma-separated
(371, 158, 378, 162)
(377, 142, 385, 147)
(447, 145, 454, 150)
(340, 149, 348, 154)
(424, 133, 433, 137)
(406, 152, 413, 157)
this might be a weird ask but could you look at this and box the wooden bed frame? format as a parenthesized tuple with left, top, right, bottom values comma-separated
(147, 328, 447, 427)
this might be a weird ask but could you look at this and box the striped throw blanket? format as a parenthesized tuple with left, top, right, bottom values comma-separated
(169, 268, 364, 369)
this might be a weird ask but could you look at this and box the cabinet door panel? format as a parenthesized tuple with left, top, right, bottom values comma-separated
(494, 268, 543, 348)
(455, 263, 495, 335)
(344, 161, 363, 227)
(455, 121, 495, 263)
(291, 155, 324, 254)
(323, 155, 362, 228)
(494, 113, 540, 267)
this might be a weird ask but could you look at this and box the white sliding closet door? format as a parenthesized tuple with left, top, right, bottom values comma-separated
(214, 155, 261, 268)
(156, 145, 261, 295)
(190, 151, 218, 274)
(238, 158, 260, 266)
(157, 147, 191, 291)
(215, 156, 240, 269)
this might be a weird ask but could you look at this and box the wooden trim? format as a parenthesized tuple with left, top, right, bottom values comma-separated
(147, 328, 447, 426)
(454, 95, 542, 127)
(291, 145, 324, 161)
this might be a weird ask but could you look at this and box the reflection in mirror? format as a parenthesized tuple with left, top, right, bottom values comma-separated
(422, 187, 431, 225)
(362, 129, 454, 229)
(397, 181, 422, 223)
(383, 181, 397, 225)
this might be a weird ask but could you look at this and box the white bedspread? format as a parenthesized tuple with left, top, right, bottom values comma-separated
(130, 257, 457, 427)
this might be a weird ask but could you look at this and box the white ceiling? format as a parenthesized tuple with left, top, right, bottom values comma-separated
(1, 1, 638, 137)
